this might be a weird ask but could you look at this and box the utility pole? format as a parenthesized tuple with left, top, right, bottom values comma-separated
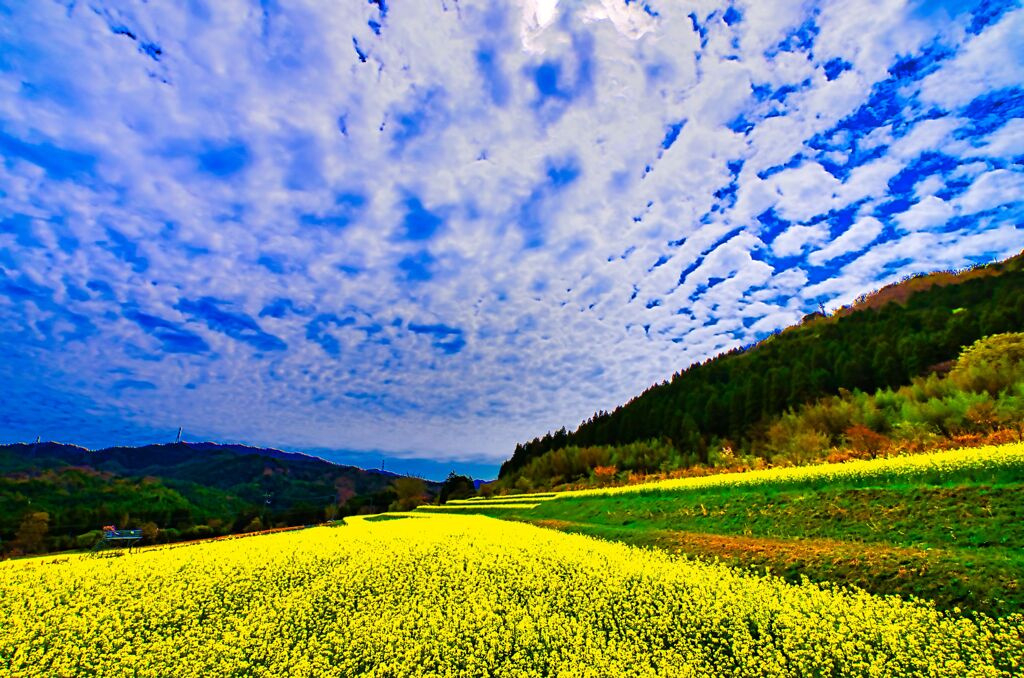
(175, 427, 182, 444)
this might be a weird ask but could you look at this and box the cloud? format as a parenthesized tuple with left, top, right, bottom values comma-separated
(772, 224, 829, 258)
(895, 196, 954, 231)
(0, 131, 97, 181)
(0, 0, 1021, 466)
(919, 9, 1024, 109)
(970, 118, 1024, 158)
(763, 162, 843, 223)
(957, 169, 1024, 214)
(808, 216, 884, 265)
(175, 298, 287, 353)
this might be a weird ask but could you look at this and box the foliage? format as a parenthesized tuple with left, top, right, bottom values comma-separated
(2, 514, 1022, 676)
(950, 333, 1024, 396)
(499, 333, 1024, 491)
(438, 472, 476, 504)
(140, 521, 159, 544)
(13, 512, 49, 555)
(390, 477, 428, 511)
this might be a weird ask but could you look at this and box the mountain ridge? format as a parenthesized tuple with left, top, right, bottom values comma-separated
(1, 440, 401, 478)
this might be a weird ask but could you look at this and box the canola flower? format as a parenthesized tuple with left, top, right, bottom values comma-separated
(447, 494, 559, 504)
(563, 442, 1024, 499)
(424, 443, 1024, 512)
(417, 502, 542, 511)
(1, 513, 1021, 677)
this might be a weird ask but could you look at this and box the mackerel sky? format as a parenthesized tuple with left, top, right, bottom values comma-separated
(1, 0, 1022, 477)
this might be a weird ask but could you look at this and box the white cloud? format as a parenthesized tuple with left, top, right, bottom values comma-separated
(971, 119, 1024, 158)
(958, 170, 1024, 215)
(769, 162, 842, 222)
(773, 224, 829, 257)
(919, 8, 1024, 108)
(914, 174, 945, 199)
(579, 0, 659, 40)
(889, 117, 960, 159)
(808, 215, 883, 265)
(895, 196, 954, 231)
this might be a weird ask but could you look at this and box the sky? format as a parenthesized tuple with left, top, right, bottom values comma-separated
(0, 0, 1022, 480)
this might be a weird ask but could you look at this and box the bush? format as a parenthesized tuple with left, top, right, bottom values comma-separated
(75, 530, 104, 550)
(845, 425, 888, 458)
(15, 512, 49, 554)
(950, 333, 1024, 396)
(390, 477, 428, 511)
(591, 466, 617, 485)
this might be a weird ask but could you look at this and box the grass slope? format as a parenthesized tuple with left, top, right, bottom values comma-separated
(426, 444, 1024, 616)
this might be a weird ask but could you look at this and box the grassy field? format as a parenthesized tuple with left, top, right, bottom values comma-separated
(3, 513, 1023, 677)
(423, 444, 1024, 616)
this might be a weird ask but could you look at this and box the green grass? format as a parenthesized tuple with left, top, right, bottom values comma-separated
(359, 514, 424, 522)
(428, 445, 1024, 616)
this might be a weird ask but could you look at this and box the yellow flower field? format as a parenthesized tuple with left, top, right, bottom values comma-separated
(2, 513, 1022, 677)
(563, 442, 1024, 498)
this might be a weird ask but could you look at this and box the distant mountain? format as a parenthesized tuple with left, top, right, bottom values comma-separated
(0, 440, 401, 483)
(0, 441, 436, 554)
(501, 250, 1024, 480)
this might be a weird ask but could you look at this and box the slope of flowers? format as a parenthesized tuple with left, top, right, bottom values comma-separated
(2, 514, 1022, 677)
(416, 502, 542, 510)
(561, 442, 1024, 498)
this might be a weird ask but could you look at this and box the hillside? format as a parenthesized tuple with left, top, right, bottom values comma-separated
(501, 251, 1024, 481)
(0, 441, 437, 554)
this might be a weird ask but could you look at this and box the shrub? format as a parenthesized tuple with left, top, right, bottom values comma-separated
(844, 425, 888, 458)
(950, 333, 1024, 396)
(591, 465, 618, 485)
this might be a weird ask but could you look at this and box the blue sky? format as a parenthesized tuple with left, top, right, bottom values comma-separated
(1, 0, 1022, 480)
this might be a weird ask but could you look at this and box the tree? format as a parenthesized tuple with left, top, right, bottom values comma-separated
(334, 476, 357, 505)
(950, 333, 1024, 396)
(844, 425, 888, 459)
(996, 393, 1024, 441)
(140, 521, 159, 544)
(15, 512, 49, 554)
(390, 477, 428, 511)
(439, 472, 476, 504)
(592, 465, 618, 485)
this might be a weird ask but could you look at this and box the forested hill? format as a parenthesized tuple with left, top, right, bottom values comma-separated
(0, 441, 437, 553)
(501, 252, 1024, 478)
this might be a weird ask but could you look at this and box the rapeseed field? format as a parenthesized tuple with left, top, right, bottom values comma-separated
(2, 511, 1021, 677)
